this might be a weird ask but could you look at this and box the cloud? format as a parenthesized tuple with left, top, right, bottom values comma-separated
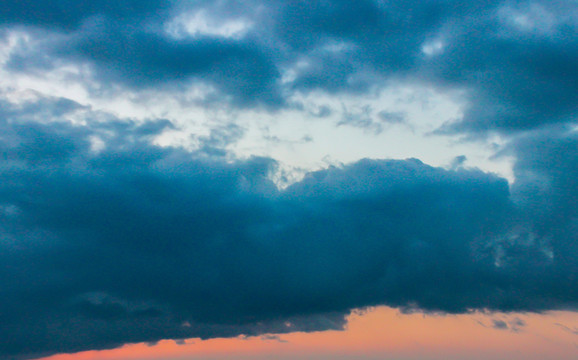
(432, 8, 578, 134)
(190, 122, 245, 157)
(492, 319, 509, 330)
(556, 323, 578, 335)
(259, 334, 288, 343)
(0, 1, 577, 359)
(1, 0, 575, 131)
(505, 126, 578, 300)
(490, 317, 526, 332)
(0, 0, 171, 30)
(476, 316, 526, 332)
(0, 94, 577, 359)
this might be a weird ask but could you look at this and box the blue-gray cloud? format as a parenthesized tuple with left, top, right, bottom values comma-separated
(1, 1, 578, 358)
(0, 96, 577, 359)
(488, 317, 526, 332)
(2, 0, 576, 130)
(0, 0, 171, 30)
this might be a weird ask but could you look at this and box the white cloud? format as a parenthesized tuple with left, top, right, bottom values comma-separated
(165, 10, 253, 39)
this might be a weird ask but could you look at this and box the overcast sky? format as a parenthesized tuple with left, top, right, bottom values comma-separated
(0, 1, 577, 360)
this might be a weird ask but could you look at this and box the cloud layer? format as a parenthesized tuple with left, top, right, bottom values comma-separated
(2, 0, 576, 129)
(0, 1, 577, 359)
(0, 96, 576, 359)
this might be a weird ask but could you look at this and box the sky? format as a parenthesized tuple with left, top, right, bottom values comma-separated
(0, 1, 577, 359)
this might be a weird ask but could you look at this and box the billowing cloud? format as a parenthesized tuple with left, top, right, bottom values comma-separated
(1, 0, 576, 130)
(0, 1, 577, 359)
(0, 95, 576, 359)
(507, 126, 578, 299)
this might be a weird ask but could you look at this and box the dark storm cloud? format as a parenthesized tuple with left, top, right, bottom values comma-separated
(275, 0, 578, 132)
(6, 22, 281, 107)
(1, 0, 578, 359)
(64, 26, 280, 105)
(0, 0, 171, 30)
(431, 4, 578, 133)
(505, 126, 578, 303)
(0, 96, 577, 360)
(2, 0, 576, 130)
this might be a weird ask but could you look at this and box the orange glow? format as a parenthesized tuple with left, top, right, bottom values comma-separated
(41, 307, 578, 360)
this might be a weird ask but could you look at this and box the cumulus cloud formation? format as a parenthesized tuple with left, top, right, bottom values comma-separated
(2, 0, 576, 127)
(0, 0, 577, 359)
(0, 95, 575, 359)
